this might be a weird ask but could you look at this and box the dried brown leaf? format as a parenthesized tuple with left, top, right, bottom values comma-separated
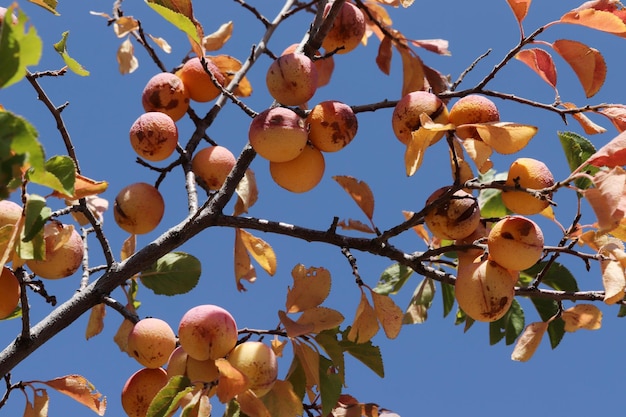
(396, 45, 424, 96)
(148, 35, 172, 53)
(600, 259, 626, 304)
(234, 169, 258, 216)
(85, 303, 105, 340)
(411, 39, 450, 56)
(561, 304, 603, 331)
(203, 21, 233, 51)
(113, 318, 134, 354)
(511, 321, 548, 362)
(336, 219, 375, 234)
(120, 234, 136, 261)
(376, 35, 393, 75)
(114, 16, 139, 37)
(562, 102, 606, 134)
(211, 54, 252, 97)
(404, 125, 436, 176)
(117, 38, 138, 74)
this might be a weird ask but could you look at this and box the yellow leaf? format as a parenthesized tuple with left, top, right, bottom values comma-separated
(51, 173, 108, 200)
(278, 310, 315, 338)
(234, 228, 257, 292)
(261, 380, 304, 417)
(371, 291, 403, 339)
(212, 54, 252, 97)
(553, 39, 606, 98)
(474, 122, 538, 154)
(33, 389, 49, 416)
(238, 229, 276, 276)
(564, 102, 607, 133)
(234, 169, 258, 216)
(561, 304, 603, 331)
(117, 38, 138, 75)
(203, 21, 233, 51)
(120, 234, 136, 261)
(461, 137, 493, 174)
(292, 341, 320, 388)
(332, 175, 375, 220)
(28, 0, 59, 16)
(114, 16, 139, 37)
(85, 303, 105, 340)
(271, 337, 287, 358)
(40, 375, 106, 415)
(347, 290, 380, 343)
(215, 358, 250, 403)
(113, 318, 134, 354)
(600, 259, 626, 304)
(296, 306, 345, 334)
(396, 45, 424, 96)
(285, 264, 331, 313)
(237, 389, 271, 417)
(511, 321, 548, 362)
(404, 127, 435, 176)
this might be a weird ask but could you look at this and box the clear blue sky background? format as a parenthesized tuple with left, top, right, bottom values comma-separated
(1, 1, 625, 416)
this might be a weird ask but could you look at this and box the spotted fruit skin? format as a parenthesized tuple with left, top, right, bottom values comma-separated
(321, 1, 366, 55)
(501, 158, 555, 215)
(129, 112, 178, 162)
(113, 182, 165, 235)
(127, 318, 177, 369)
(178, 304, 238, 361)
(307, 100, 358, 152)
(488, 216, 544, 271)
(121, 367, 169, 417)
(391, 91, 449, 145)
(424, 187, 481, 241)
(266, 53, 318, 106)
(227, 341, 278, 398)
(141, 72, 190, 122)
(248, 107, 308, 163)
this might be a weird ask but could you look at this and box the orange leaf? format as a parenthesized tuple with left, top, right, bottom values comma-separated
(461, 137, 493, 173)
(599, 105, 626, 132)
(261, 380, 304, 417)
(585, 130, 626, 167)
(347, 290, 380, 343)
(562, 102, 606, 134)
(212, 54, 253, 97)
(561, 304, 603, 330)
(278, 310, 315, 338)
(506, 0, 532, 26)
(113, 318, 135, 354)
(40, 375, 106, 415)
(238, 229, 276, 276)
(397, 45, 424, 96)
(376, 35, 393, 75)
(203, 21, 233, 51)
(511, 321, 548, 362)
(23, 388, 49, 417)
(51, 174, 108, 200)
(237, 389, 271, 417)
(600, 259, 626, 304)
(410, 39, 450, 56)
(85, 303, 105, 340)
(285, 264, 331, 313)
(474, 122, 538, 154)
(292, 341, 320, 388)
(560, 8, 626, 36)
(515, 48, 557, 89)
(552, 39, 606, 97)
(215, 358, 250, 403)
(234, 228, 257, 292)
(404, 126, 436, 176)
(402, 211, 431, 245)
(234, 169, 258, 216)
(583, 167, 626, 232)
(332, 176, 375, 220)
(336, 219, 375, 234)
(120, 234, 136, 261)
(271, 337, 287, 358)
(370, 291, 403, 339)
(296, 306, 345, 333)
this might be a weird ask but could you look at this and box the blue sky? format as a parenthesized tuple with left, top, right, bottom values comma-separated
(1, 1, 625, 416)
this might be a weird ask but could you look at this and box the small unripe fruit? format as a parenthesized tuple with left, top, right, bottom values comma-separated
(121, 367, 169, 417)
(322, 1, 366, 55)
(192, 145, 237, 190)
(449, 95, 500, 140)
(281, 44, 334, 87)
(177, 56, 225, 103)
(0, 200, 22, 261)
(227, 341, 278, 398)
(26, 222, 84, 279)
(455, 259, 517, 322)
(488, 216, 544, 271)
(266, 53, 318, 106)
(501, 158, 555, 215)
(114, 182, 165, 235)
(424, 187, 481, 240)
(0, 267, 20, 319)
(270, 144, 325, 193)
(141, 72, 190, 122)
(129, 112, 179, 162)
(178, 304, 238, 361)
(249, 107, 308, 162)
(392, 91, 449, 145)
(127, 318, 177, 369)
(307, 100, 358, 152)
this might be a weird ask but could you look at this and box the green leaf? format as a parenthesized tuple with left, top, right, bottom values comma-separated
(28, 155, 76, 196)
(285, 355, 306, 401)
(145, 1, 201, 45)
(373, 263, 413, 295)
(489, 299, 524, 345)
(223, 399, 242, 417)
(522, 261, 579, 292)
(0, 7, 42, 87)
(441, 281, 455, 318)
(402, 277, 435, 324)
(558, 131, 598, 191)
(339, 332, 384, 378)
(315, 329, 345, 384)
(618, 304, 626, 318)
(22, 194, 50, 243)
(140, 252, 201, 295)
(546, 318, 565, 349)
(28, 0, 60, 16)
(53, 31, 89, 76)
(146, 375, 193, 417)
(478, 169, 510, 218)
(530, 297, 565, 349)
(318, 355, 342, 417)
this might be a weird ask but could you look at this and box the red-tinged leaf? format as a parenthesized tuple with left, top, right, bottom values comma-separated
(515, 48, 557, 89)
(397, 45, 424, 96)
(376, 35, 393, 75)
(85, 303, 105, 340)
(511, 321, 548, 362)
(331, 394, 361, 417)
(599, 105, 626, 132)
(234, 228, 257, 292)
(585, 130, 626, 167)
(507, 0, 532, 26)
(560, 9, 626, 36)
(40, 375, 106, 415)
(600, 259, 626, 304)
(561, 304, 603, 330)
(237, 389, 271, 417)
(286, 264, 332, 313)
(336, 219, 375, 234)
(278, 310, 315, 338)
(573, 0, 620, 12)
(333, 176, 375, 220)
(411, 39, 450, 56)
(474, 122, 538, 154)
(562, 103, 606, 134)
(552, 39, 606, 98)
(370, 291, 403, 339)
(238, 229, 276, 276)
(583, 167, 626, 232)
(215, 358, 250, 403)
(347, 290, 380, 343)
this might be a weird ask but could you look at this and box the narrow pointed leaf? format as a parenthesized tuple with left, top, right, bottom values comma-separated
(373, 263, 413, 295)
(146, 375, 193, 417)
(332, 176, 375, 220)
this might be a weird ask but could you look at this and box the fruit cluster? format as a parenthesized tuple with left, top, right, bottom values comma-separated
(121, 304, 278, 417)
